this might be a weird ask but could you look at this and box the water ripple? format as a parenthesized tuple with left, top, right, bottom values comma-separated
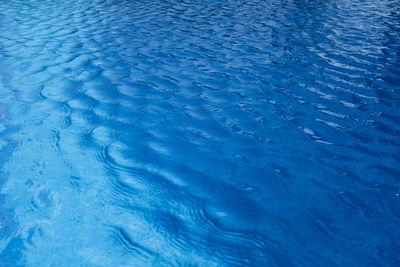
(0, 0, 399, 265)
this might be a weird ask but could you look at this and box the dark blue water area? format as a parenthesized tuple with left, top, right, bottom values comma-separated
(0, 0, 399, 265)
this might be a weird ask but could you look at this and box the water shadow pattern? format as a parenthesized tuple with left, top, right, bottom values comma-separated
(0, 0, 399, 265)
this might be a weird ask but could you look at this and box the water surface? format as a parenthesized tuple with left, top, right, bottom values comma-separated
(0, 0, 399, 266)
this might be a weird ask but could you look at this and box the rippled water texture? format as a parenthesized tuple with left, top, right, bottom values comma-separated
(0, 0, 399, 265)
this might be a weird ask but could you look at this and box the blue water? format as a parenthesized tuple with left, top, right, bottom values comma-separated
(0, 0, 399, 265)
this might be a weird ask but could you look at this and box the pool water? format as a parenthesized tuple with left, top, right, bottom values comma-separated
(0, 0, 399, 265)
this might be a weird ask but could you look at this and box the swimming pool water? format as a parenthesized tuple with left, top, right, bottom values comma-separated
(0, 0, 399, 265)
